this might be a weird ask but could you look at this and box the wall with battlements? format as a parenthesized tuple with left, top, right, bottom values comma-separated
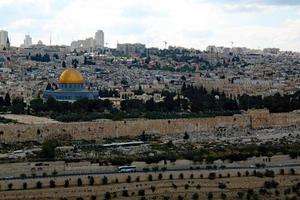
(0, 109, 300, 143)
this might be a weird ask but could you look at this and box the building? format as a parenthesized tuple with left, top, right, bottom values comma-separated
(70, 30, 104, 51)
(206, 45, 218, 53)
(117, 43, 146, 55)
(263, 48, 280, 55)
(23, 35, 32, 48)
(0, 30, 10, 50)
(95, 30, 104, 49)
(37, 40, 44, 45)
(43, 68, 99, 102)
(71, 38, 95, 52)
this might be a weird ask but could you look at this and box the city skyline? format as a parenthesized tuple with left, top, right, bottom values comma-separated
(1, 0, 300, 50)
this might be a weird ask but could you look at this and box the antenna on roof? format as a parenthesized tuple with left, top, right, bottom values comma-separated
(50, 32, 52, 46)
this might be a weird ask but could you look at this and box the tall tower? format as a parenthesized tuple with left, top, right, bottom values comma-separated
(0, 30, 9, 50)
(94, 30, 104, 49)
(194, 66, 202, 84)
(24, 35, 32, 48)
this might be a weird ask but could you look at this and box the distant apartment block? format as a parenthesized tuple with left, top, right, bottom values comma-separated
(21, 35, 32, 48)
(0, 30, 10, 50)
(71, 30, 105, 51)
(95, 30, 104, 48)
(117, 43, 146, 55)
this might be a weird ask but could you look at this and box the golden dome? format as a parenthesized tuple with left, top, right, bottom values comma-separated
(59, 68, 84, 84)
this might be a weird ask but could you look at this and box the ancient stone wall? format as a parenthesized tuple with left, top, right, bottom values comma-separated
(0, 109, 300, 143)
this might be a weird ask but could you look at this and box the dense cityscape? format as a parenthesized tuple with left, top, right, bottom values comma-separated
(1, 0, 300, 199)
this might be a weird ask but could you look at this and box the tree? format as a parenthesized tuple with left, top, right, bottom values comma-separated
(62, 61, 66, 68)
(183, 132, 189, 140)
(50, 180, 56, 188)
(77, 178, 82, 186)
(172, 183, 177, 189)
(102, 176, 108, 184)
(11, 97, 26, 114)
(0, 96, 4, 107)
(245, 170, 249, 176)
(23, 182, 27, 190)
(264, 169, 275, 177)
(208, 192, 213, 200)
(148, 174, 153, 181)
(122, 190, 129, 197)
(181, 75, 186, 81)
(208, 172, 216, 180)
(138, 189, 145, 196)
(4, 93, 11, 106)
(64, 179, 69, 187)
(145, 56, 151, 64)
(46, 83, 52, 90)
(53, 54, 59, 59)
(192, 193, 199, 200)
(36, 181, 42, 189)
(179, 173, 184, 179)
(145, 98, 156, 111)
(218, 182, 226, 189)
(163, 92, 176, 111)
(221, 193, 227, 199)
(30, 98, 45, 113)
(121, 79, 128, 85)
(291, 168, 296, 175)
(7, 183, 13, 190)
(237, 191, 244, 199)
(104, 192, 111, 200)
(185, 184, 189, 190)
(264, 180, 278, 189)
(126, 175, 131, 183)
(158, 173, 163, 180)
(41, 139, 59, 159)
(177, 195, 183, 200)
(89, 176, 94, 185)
(52, 170, 58, 176)
(72, 59, 79, 68)
(136, 176, 140, 182)
(151, 185, 156, 192)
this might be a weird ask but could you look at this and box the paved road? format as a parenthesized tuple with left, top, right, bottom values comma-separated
(1, 163, 300, 181)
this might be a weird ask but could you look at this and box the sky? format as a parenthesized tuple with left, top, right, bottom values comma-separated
(1, 0, 300, 51)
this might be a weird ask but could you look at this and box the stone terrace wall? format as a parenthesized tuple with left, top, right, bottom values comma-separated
(0, 109, 300, 143)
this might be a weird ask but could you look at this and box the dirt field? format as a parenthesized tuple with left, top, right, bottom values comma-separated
(0, 114, 59, 124)
(0, 169, 299, 200)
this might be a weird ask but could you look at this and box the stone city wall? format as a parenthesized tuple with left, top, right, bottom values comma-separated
(0, 109, 300, 143)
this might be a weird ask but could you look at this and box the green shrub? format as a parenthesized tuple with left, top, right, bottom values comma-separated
(208, 172, 216, 180)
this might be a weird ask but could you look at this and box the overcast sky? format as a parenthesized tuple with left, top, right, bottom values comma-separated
(1, 0, 300, 51)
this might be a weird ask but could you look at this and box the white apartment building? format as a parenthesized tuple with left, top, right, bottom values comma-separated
(23, 35, 32, 48)
(117, 43, 146, 55)
(70, 30, 104, 51)
(95, 30, 104, 48)
(0, 30, 10, 49)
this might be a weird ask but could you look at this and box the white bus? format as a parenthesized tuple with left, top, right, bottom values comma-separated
(118, 166, 137, 173)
